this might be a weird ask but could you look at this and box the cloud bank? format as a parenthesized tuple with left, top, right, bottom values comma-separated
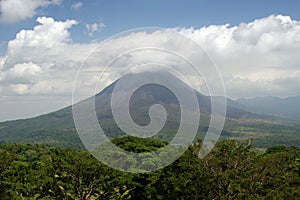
(0, 14, 300, 120)
(179, 14, 300, 98)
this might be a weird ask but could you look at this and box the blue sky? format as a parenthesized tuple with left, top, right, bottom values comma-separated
(1, 0, 300, 44)
(1, 0, 300, 121)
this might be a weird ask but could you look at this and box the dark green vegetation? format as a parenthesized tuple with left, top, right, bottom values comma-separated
(1, 136, 300, 199)
(0, 74, 299, 198)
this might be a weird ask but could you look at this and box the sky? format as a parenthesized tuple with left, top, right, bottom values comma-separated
(1, 0, 300, 122)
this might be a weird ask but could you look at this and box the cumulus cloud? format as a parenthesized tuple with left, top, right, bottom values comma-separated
(86, 22, 105, 37)
(0, 0, 62, 23)
(1, 62, 41, 84)
(179, 14, 300, 98)
(0, 16, 96, 97)
(2, 14, 300, 98)
(8, 17, 77, 49)
(71, 1, 82, 10)
(1, 14, 300, 121)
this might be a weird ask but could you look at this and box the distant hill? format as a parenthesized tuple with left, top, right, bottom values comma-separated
(0, 73, 283, 148)
(237, 95, 300, 121)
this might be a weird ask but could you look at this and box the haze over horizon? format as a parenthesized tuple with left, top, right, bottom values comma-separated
(0, 0, 300, 122)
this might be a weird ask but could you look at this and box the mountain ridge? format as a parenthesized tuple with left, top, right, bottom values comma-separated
(0, 73, 287, 148)
(237, 95, 300, 120)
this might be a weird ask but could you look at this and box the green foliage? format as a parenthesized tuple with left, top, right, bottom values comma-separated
(112, 136, 168, 153)
(1, 137, 300, 199)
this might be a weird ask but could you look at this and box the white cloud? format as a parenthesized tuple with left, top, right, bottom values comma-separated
(86, 22, 105, 37)
(178, 14, 300, 98)
(9, 16, 77, 49)
(0, 0, 62, 23)
(2, 14, 300, 98)
(0, 16, 96, 97)
(1, 14, 300, 121)
(71, 1, 82, 10)
(2, 62, 41, 84)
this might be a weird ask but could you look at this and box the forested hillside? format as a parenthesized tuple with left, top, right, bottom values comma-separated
(1, 80, 299, 150)
(1, 136, 300, 199)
